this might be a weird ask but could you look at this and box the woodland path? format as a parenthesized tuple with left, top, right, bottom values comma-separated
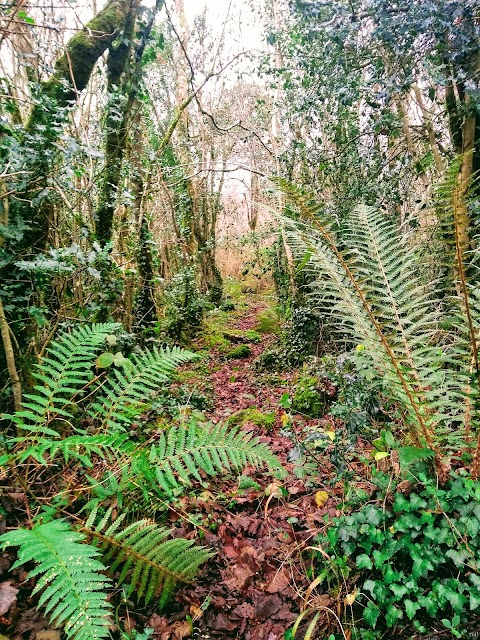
(146, 291, 341, 640)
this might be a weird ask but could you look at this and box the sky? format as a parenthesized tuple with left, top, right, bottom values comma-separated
(182, 0, 264, 54)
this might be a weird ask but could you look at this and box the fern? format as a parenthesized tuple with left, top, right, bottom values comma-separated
(9, 433, 132, 466)
(278, 179, 476, 462)
(7, 323, 119, 436)
(133, 419, 285, 498)
(90, 345, 197, 432)
(0, 520, 112, 640)
(84, 507, 212, 609)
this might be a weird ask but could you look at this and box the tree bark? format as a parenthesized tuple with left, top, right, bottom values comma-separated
(28, 0, 136, 127)
(0, 296, 22, 411)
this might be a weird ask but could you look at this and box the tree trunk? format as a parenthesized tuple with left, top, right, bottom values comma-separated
(94, 0, 142, 245)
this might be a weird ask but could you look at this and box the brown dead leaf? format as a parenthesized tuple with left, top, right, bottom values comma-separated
(209, 612, 240, 631)
(0, 581, 18, 616)
(171, 619, 192, 640)
(146, 613, 169, 633)
(265, 567, 291, 594)
(254, 593, 283, 621)
(231, 602, 256, 619)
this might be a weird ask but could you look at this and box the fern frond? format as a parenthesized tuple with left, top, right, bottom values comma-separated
(10, 323, 119, 436)
(9, 432, 133, 466)
(90, 346, 197, 432)
(83, 507, 212, 609)
(277, 179, 474, 457)
(134, 420, 285, 498)
(0, 520, 112, 640)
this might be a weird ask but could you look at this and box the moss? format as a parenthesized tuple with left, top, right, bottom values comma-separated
(223, 329, 261, 344)
(255, 308, 281, 334)
(226, 344, 252, 359)
(292, 375, 328, 418)
(228, 408, 276, 430)
(29, 0, 133, 125)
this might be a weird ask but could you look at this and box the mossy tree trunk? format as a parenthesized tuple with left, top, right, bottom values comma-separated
(94, 0, 164, 245)
(11, 0, 143, 256)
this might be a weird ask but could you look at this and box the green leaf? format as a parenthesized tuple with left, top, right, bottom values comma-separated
(469, 591, 480, 611)
(405, 599, 420, 619)
(97, 352, 115, 368)
(390, 583, 408, 599)
(113, 352, 127, 366)
(446, 548, 467, 568)
(385, 604, 403, 627)
(363, 580, 377, 597)
(356, 554, 373, 570)
(363, 601, 380, 628)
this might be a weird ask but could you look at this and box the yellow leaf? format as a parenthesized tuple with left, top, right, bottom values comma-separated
(265, 482, 282, 497)
(314, 490, 329, 508)
(325, 431, 335, 441)
(281, 413, 290, 427)
(344, 589, 357, 606)
(374, 451, 389, 461)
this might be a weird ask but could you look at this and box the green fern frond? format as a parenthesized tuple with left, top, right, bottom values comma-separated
(8, 323, 119, 436)
(9, 433, 132, 466)
(83, 507, 213, 609)
(277, 179, 474, 455)
(0, 520, 112, 640)
(134, 420, 285, 498)
(90, 346, 197, 432)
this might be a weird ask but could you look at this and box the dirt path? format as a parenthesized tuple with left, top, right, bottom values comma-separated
(148, 295, 339, 640)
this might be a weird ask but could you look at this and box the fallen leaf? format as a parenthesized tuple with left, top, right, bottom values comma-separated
(254, 593, 283, 621)
(344, 589, 357, 606)
(209, 612, 240, 631)
(265, 482, 282, 497)
(0, 581, 18, 616)
(266, 567, 291, 594)
(231, 602, 256, 619)
(314, 490, 329, 508)
(172, 619, 192, 639)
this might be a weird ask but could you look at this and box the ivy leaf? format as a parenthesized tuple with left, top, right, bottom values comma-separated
(356, 554, 373, 570)
(405, 599, 420, 619)
(363, 601, 380, 628)
(363, 580, 377, 597)
(390, 583, 408, 599)
(446, 548, 467, 568)
(469, 591, 480, 611)
(385, 604, 403, 627)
